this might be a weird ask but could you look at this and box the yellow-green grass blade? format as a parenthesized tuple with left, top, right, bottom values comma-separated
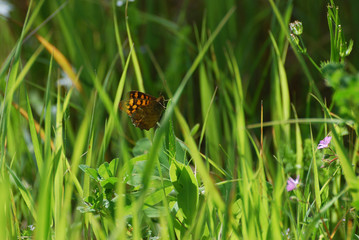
(112, 0, 125, 67)
(125, 2, 144, 93)
(310, 125, 321, 210)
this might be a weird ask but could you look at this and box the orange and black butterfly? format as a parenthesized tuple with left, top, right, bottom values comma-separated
(119, 91, 166, 130)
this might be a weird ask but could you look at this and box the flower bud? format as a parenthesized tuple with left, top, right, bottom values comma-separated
(289, 21, 303, 36)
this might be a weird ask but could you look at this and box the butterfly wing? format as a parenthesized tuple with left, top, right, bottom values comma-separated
(132, 96, 165, 130)
(119, 92, 165, 130)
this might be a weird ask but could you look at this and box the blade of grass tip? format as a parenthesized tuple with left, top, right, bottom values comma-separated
(246, 125, 268, 197)
(310, 124, 321, 210)
(25, 91, 44, 174)
(269, 31, 290, 140)
(125, 1, 144, 93)
(22, 0, 45, 36)
(198, 152, 228, 177)
(36, 35, 83, 93)
(112, 0, 125, 67)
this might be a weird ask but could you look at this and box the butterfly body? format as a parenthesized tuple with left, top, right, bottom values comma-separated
(119, 91, 165, 130)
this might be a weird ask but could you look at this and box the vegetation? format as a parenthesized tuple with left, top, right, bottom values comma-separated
(0, 0, 358, 239)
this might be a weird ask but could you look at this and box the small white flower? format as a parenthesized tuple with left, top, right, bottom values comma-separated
(57, 71, 73, 88)
(116, 0, 135, 7)
(0, 0, 13, 18)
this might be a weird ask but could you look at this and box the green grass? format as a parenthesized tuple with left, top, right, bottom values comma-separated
(1, 0, 359, 239)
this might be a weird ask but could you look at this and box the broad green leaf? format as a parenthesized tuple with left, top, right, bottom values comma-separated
(98, 162, 112, 179)
(100, 177, 118, 188)
(85, 168, 99, 181)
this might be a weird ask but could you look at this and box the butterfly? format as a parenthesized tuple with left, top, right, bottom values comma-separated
(119, 91, 165, 130)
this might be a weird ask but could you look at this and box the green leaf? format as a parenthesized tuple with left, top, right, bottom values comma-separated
(132, 138, 152, 156)
(170, 161, 198, 224)
(177, 165, 198, 224)
(100, 177, 118, 189)
(169, 160, 183, 190)
(98, 162, 112, 179)
(109, 158, 119, 176)
(85, 168, 99, 181)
